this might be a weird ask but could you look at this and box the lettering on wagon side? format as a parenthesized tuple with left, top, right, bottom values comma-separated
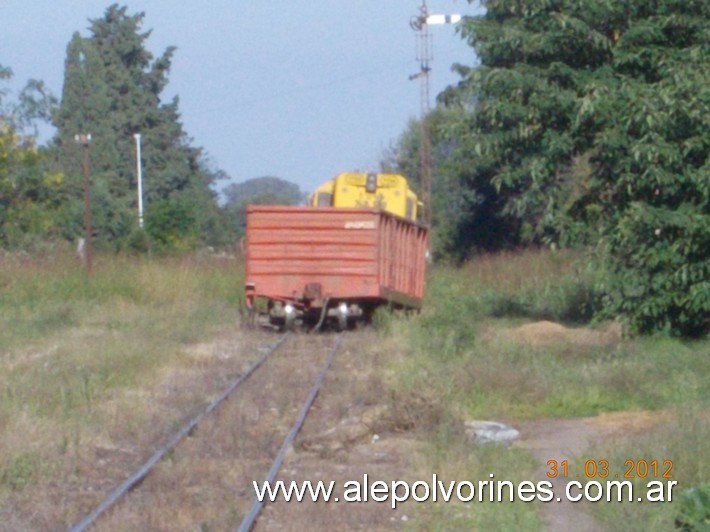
(344, 221, 376, 229)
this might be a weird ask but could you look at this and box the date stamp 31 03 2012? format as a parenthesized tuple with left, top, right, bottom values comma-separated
(546, 459, 674, 480)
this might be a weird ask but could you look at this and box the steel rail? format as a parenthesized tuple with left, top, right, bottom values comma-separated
(237, 332, 343, 532)
(70, 334, 289, 532)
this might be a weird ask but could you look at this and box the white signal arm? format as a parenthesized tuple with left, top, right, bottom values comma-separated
(426, 14, 462, 25)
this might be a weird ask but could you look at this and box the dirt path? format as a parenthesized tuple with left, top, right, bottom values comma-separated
(516, 418, 610, 531)
(516, 411, 671, 531)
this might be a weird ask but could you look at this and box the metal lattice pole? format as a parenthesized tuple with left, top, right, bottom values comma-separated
(411, 1, 433, 226)
(410, 1, 461, 227)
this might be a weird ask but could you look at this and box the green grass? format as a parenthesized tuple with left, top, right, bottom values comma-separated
(0, 452, 43, 492)
(425, 248, 603, 325)
(589, 402, 709, 530)
(1, 247, 706, 530)
(388, 250, 709, 420)
(382, 249, 708, 530)
(411, 426, 542, 530)
(0, 253, 243, 420)
(0, 251, 244, 497)
(0, 254, 242, 344)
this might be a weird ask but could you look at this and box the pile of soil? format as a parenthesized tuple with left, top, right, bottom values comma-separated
(507, 320, 621, 347)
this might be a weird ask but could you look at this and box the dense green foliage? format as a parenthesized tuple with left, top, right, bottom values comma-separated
(381, 110, 483, 255)
(674, 483, 710, 531)
(0, 67, 63, 247)
(386, 0, 709, 336)
(51, 5, 225, 250)
(223, 176, 304, 208)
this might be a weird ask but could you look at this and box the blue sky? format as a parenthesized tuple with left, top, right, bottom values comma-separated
(1, 1, 481, 195)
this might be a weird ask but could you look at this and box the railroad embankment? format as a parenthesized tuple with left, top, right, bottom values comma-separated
(0, 250, 706, 530)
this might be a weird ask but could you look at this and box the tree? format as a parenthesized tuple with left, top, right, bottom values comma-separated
(0, 65, 62, 247)
(223, 176, 304, 208)
(52, 4, 222, 249)
(441, 1, 617, 247)
(580, 2, 710, 336)
(437, 0, 709, 335)
(381, 110, 490, 258)
(223, 176, 305, 236)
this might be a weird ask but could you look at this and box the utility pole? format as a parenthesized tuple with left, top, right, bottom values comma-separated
(134, 133, 144, 229)
(75, 133, 93, 274)
(410, 1, 461, 226)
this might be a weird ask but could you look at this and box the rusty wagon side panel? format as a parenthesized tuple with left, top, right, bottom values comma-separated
(244, 206, 428, 313)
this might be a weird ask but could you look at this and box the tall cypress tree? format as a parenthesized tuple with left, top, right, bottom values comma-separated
(53, 4, 219, 247)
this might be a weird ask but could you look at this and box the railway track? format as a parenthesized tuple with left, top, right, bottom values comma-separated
(69, 332, 344, 531)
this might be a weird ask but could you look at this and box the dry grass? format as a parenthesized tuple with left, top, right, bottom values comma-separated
(0, 251, 245, 528)
(0, 251, 423, 530)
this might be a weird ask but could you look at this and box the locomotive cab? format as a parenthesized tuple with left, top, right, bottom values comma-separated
(310, 172, 420, 222)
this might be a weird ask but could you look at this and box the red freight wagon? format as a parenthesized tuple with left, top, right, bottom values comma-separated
(244, 206, 429, 329)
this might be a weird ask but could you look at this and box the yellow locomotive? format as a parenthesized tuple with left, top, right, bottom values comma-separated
(310, 172, 421, 221)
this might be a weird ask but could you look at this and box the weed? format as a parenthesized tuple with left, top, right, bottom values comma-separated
(589, 403, 709, 530)
(1, 453, 40, 492)
(414, 425, 541, 530)
(675, 483, 710, 531)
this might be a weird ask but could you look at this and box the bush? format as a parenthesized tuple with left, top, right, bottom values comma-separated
(675, 483, 710, 531)
(145, 196, 199, 252)
(123, 227, 151, 254)
(603, 203, 709, 338)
